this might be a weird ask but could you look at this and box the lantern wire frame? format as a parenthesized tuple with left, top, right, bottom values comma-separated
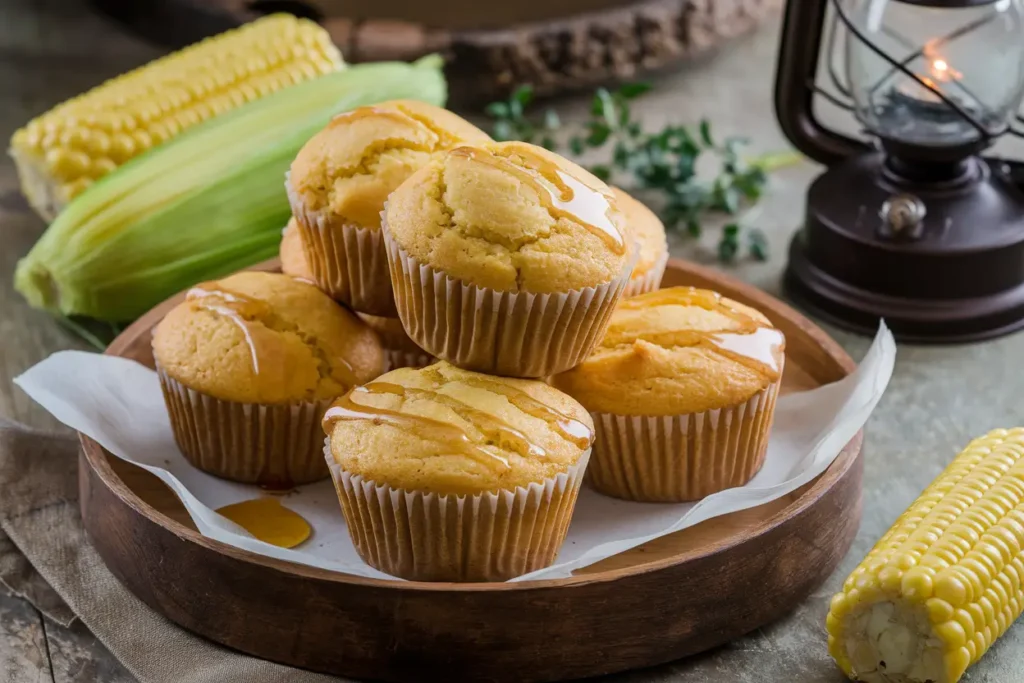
(812, 0, 1024, 140)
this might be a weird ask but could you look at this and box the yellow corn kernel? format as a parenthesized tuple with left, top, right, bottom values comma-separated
(827, 428, 1024, 683)
(9, 14, 343, 221)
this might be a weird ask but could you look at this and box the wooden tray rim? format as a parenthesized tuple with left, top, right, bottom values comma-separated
(79, 256, 860, 593)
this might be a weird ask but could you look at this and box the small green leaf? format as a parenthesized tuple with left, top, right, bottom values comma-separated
(509, 98, 524, 119)
(586, 124, 611, 147)
(618, 82, 653, 99)
(513, 84, 534, 106)
(540, 135, 557, 151)
(569, 136, 585, 156)
(613, 142, 631, 169)
(723, 223, 740, 238)
(722, 187, 741, 214)
(590, 164, 612, 181)
(748, 228, 769, 261)
(485, 101, 510, 119)
(699, 119, 714, 147)
(617, 100, 632, 127)
(591, 89, 611, 116)
(543, 109, 561, 130)
(718, 228, 740, 262)
(686, 217, 702, 237)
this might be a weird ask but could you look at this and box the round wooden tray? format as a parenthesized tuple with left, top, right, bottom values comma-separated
(78, 258, 862, 682)
(90, 0, 783, 103)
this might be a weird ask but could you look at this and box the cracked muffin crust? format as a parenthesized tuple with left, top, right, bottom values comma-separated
(383, 140, 630, 293)
(552, 286, 785, 416)
(288, 100, 491, 233)
(153, 271, 384, 405)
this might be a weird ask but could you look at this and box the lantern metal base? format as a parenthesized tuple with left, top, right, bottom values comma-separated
(785, 152, 1024, 343)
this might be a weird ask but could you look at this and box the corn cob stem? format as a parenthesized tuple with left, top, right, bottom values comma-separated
(828, 428, 1024, 683)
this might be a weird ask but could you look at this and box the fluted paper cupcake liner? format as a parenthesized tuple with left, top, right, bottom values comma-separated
(383, 348, 436, 372)
(157, 367, 332, 487)
(326, 445, 590, 581)
(383, 227, 634, 378)
(622, 250, 669, 298)
(588, 377, 781, 502)
(286, 177, 396, 316)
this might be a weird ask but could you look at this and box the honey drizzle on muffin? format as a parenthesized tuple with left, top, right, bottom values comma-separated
(370, 382, 543, 459)
(323, 385, 511, 469)
(616, 287, 784, 379)
(456, 376, 594, 449)
(323, 376, 595, 467)
(187, 282, 357, 383)
(449, 144, 625, 255)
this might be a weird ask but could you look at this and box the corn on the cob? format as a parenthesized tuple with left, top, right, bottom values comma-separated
(14, 56, 446, 322)
(9, 14, 343, 221)
(827, 428, 1024, 683)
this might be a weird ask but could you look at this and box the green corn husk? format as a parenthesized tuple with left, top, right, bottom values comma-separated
(15, 55, 447, 322)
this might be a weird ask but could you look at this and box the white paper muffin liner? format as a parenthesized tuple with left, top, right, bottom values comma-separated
(588, 377, 781, 502)
(622, 250, 669, 298)
(157, 366, 332, 487)
(383, 348, 436, 372)
(382, 226, 634, 378)
(286, 176, 396, 316)
(325, 444, 591, 582)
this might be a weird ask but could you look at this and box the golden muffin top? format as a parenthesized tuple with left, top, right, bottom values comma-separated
(384, 141, 631, 293)
(153, 272, 384, 404)
(551, 287, 786, 416)
(279, 218, 312, 281)
(325, 361, 594, 495)
(357, 313, 424, 355)
(613, 188, 668, 279)
(288, 100, 491, 231)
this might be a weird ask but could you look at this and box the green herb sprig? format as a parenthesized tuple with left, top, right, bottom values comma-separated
(486, 84, 799, 263)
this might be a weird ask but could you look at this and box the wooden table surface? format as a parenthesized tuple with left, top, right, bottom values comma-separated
(5, 1, 1024, 682)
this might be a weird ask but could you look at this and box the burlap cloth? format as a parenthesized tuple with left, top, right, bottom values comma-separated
(0, 418, 343, 682)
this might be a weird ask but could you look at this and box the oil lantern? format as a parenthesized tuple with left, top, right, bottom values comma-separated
(776, 0, 1024, 342)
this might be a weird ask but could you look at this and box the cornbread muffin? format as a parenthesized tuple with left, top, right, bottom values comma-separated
(324, 361, 594, 581)
(552, 286, 785, 502)
(279, 218, 313, 281)
(357, 313, 434, 371)
(153, 271, 384, 486)
(383, 141, 635, 377)
(613, 188, 668, 297)
(287, 100, 491, 315)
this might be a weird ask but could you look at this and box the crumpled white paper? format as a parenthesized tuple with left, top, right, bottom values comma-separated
(15, 324, 894, 583)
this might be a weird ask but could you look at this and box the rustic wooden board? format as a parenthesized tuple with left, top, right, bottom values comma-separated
(89, 0, 783, 103)
(77, 257, 862, 682)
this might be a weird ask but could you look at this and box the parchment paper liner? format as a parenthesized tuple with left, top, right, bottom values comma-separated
(588, 377, 781, 502)
(157, 367, 332, 486)
(286, 176, 396, 316)
(383, 348, 436, 372)
(383, 226, 633, 378)
(326, 445, 591, 581)
(622, 250, 669, 298)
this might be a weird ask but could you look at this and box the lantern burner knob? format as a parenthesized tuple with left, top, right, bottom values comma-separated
(880, 194, 926, 239)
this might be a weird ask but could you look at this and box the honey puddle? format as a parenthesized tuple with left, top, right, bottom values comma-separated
(216, 498, 312, 549)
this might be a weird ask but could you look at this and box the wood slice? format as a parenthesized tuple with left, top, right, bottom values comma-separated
(90, 0, 783, 103)
(78, 258, 862, 682)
